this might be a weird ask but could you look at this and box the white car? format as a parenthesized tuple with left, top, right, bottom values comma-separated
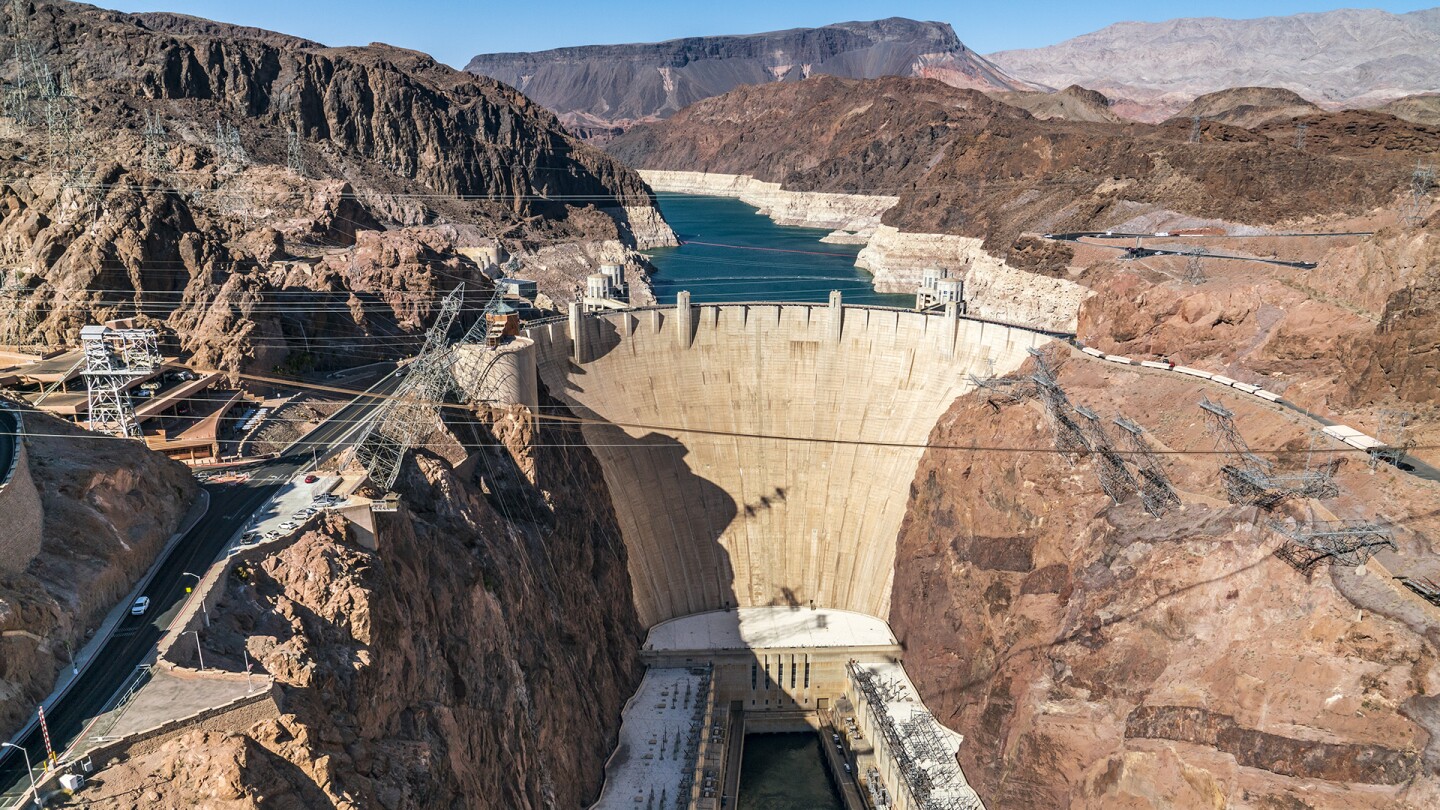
(279, 522, 298, 531)
(130, 596, 150, 616)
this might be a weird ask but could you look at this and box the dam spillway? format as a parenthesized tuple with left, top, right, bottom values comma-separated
(516, 297, 1056, 627)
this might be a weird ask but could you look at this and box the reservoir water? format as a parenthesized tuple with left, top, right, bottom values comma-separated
(644, 193, 911, 307)
(737, 733, 844, 810)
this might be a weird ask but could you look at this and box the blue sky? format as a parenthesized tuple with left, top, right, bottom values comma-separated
(106, 1, 1438, 68)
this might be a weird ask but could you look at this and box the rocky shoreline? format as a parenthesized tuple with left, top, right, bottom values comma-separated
(640, 170, 1089, 331)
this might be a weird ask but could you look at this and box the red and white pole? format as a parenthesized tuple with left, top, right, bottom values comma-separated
(37, 705, 56, 767)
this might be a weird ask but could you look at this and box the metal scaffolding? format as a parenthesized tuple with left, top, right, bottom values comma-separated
(1074, 405, 1139, 504)
(1112, 416, 1182, 517)
(352, 285, 465, 490)
(80, 325, 160, 438)
(1270, 519, 1395, 575)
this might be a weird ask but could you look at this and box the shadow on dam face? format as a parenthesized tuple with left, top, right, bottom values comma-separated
(523, 303, 1054, 629)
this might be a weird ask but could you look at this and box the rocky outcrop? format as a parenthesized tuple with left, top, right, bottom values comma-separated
(992, 84, 1121, 123)
(0, 0, 672, 374)
(609, 75, 1434, 250)
(1369, 93, 1440, 127)
(1170, 86, 1323, 128)
(856, 225, 1090, 330)
(0, 410, 198, 740)
(888, 355, 1440, 809)
(82, 400, 643, 808)
(466, 17, 1031, 132)
(988, 7, 1440, 121)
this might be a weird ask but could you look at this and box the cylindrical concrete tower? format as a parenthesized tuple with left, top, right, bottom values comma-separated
(937, 278, 964, 303)
(453, 339, 538, 412)
(586, 273, 610, 299)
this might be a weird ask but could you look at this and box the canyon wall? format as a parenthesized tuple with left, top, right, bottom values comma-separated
(81, 403, 644, 809)
(888, 354, 1440, 808)
(0, 410, 198, 740)
(639, 170, 897, 235)
(524, 303, 1056, 627)
(0, 407, 41, 573)
(856, 225, 1091, 331)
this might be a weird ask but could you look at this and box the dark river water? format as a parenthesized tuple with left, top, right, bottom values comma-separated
(644, 193, 912, 307)
(737, 733, 844, 810)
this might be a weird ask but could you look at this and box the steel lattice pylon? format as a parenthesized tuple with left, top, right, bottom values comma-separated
(1074, 405, 1139, 504)
(1270, 519, 1395, 575)
(1199, 397, 1339, 507)
(81, 325, 160, 438)
(1113, 415, 1181, 517)
(0, 267, 36, 346)
(352, 285, 465, 490)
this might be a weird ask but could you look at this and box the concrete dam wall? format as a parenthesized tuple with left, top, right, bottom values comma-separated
(522, 299, 1056, 627)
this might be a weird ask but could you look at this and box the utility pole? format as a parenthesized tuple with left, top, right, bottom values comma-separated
(0, 743, 40, 807)
(1294, 121, 1308, 151)
(242, 645, 254, 692)
(1188, 115, 1202, 144)
(185, 629, 206, 670)
(181, 572, 208, 626)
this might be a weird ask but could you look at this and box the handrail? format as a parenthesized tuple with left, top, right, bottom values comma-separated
(522, 301, 1076, 340)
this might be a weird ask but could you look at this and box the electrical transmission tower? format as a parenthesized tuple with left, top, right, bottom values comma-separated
(1198, 397, 1337, 507)
(352, 285, 466, 490)
(1112, 416, 1182, 517)
(1373, 409, 1414, 469)
(142, 110, 173, 174)
(1027, 348, 1090, 461)
(1182, 247, 1205, 285)
(1188, 115, 1202, 144)
(1074, 405, 1139, 504)
(1401, 163, 1435, 227)
(213, 120, 248, 171)
(80, 325, 160, 438)
(286, 124, 308, 177)
(1270, 519, 1394, 575)
(1294, 122, 1308, 151)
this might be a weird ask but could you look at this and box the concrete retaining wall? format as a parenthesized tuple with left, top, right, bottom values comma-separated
(0, 406, 42, 572)
(522, 301, 1055, 627)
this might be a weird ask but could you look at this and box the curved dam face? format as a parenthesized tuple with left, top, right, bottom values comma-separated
(520, 300, 1054, 627)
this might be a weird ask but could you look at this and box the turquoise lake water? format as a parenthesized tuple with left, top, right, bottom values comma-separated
(644, 193, 912, 307)
(737, 733, 844, 810)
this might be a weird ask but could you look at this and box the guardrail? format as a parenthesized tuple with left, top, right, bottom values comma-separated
(523, 300, 1077, 340)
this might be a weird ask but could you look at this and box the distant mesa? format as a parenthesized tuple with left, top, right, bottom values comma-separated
(465, 17, 1037, 136)
(987, 7, 1440, 121)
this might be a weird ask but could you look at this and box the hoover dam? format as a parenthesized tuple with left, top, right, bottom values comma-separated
(484, 295, 1063, 807)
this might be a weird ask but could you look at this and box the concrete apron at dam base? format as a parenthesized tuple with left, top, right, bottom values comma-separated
(489, 295, 1056, 810)
(588, 607, 985, 810)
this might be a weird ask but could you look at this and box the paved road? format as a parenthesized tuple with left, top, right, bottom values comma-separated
(0, 407, 16, 486)
(0, 371, 399, 802)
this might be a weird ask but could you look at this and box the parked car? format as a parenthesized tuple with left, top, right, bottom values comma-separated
(130, 596, 150, 616)
(303, 474, 318, 484)
(279, 522, 298, 531)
